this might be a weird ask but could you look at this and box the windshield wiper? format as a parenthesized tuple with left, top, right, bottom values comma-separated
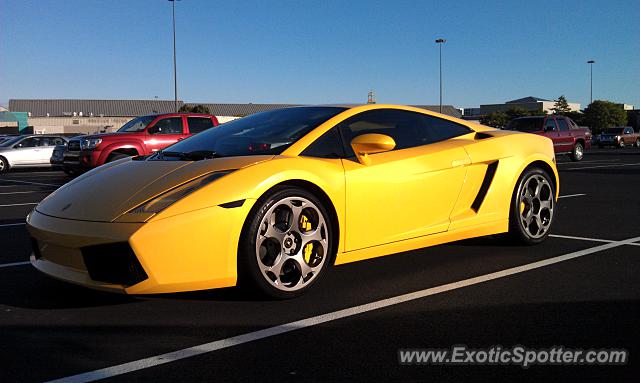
(160, 150, 220, 161)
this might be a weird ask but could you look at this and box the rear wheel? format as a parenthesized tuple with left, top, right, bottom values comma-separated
(0, 156, 8, 173)
(570, 142, 584, 161)
(507, 168, 555, 245)
(238, 186, 333, 299)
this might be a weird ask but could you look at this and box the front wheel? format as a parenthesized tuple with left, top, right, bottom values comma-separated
(238, 186, 333, 299)
(106, 153, 131, 162)
(618, 140, 625, 149)
(0, 156, 8, 173)
(570, 142, 584, 161)
(636, 139, 640, 148)
(507, 168, 555, 245)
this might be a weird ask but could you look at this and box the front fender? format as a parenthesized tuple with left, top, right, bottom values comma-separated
(98, 141, 145, 163)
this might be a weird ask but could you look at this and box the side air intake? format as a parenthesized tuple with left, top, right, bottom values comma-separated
(471, 161, 499, 212)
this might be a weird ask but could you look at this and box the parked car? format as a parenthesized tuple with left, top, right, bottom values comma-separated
(596, 127, 640, 148)
(63, 113, 219, 172)
(28, 104, 559, 298)
(50, 143, 71, 173)
(505, 115, 591, 161)
(0, 135, 69, 173)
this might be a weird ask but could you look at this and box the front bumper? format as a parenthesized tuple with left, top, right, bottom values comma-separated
(27, 201, 254, 294)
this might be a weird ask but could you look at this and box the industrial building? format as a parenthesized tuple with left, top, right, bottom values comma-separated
(5, 99, 462, 135)
(463, 96, 581, 120)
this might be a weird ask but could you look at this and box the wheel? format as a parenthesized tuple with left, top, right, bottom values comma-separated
(106, 153, 131, 162)
(618, 140, 625, 148)
(636, 139, 640, 148)
(0, 156, 8, 173)
(507, 168, 555, 245)
(238, 186, 333, 299)
(570, 142, 584, 161)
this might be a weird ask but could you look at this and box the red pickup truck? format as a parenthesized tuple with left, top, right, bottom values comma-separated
(64, 113, 219, 171)
(505, 115, 591, 161)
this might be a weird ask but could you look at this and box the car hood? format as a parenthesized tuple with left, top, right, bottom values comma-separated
(72, 132, 136, 141)
(35, 155, 273, 222)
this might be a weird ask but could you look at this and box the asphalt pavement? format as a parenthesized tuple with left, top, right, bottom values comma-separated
(1, 148, 639, 382)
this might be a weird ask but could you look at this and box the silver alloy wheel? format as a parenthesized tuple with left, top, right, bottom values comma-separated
(0, 160, 4, 171)
(255, 196, 329, 292)
(574, 144, 583, 160)
(517, 174, 554, 239)
(636, 139, 640, 148)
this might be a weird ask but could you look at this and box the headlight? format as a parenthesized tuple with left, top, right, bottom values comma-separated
(128, 171, 233, 214)
(81, 138, 102, 149)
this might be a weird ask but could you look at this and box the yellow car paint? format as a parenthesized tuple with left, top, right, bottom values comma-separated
(28, 104, 559, 294)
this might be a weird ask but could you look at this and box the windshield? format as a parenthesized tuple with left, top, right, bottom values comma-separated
(505, 118, 544, 132)
(601, 128, 624, 134)
(117, 115, 156, 132)
(0, 136, 24, 147)
(155, 107, 346, 158)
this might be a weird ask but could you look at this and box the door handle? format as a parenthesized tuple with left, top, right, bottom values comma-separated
(451, 158, 471, 168)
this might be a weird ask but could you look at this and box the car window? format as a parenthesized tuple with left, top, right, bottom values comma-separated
(118, 115, 156, 132)
(557, 118, 569, 131)
(545, 118, 557, 131)
(150, 117, 184, 135)
(300, 127, 345, 158)
(16, 137, 38, 148)
(187, 117, 215, 134)
(338, 109, 471, 155)
(51, 137, 66, 145)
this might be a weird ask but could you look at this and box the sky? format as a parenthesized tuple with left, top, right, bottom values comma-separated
(1, 0, 638, 109)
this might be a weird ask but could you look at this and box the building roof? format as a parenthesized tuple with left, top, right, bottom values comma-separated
(9, 99, 184, 117)
(506, 96, 550, 104)
(9, 99, 462, 119)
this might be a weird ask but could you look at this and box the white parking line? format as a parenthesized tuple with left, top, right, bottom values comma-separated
(0, 223, 26, 228)
(0, 261, 30, 269)
(564, 163, 640, 171)
(557, 159, 619, 165)
(0, 202, 38, 207)
(0, 179, 62, 187)
(558, 193, 586, 199)
(46, 234, 640, 383)
(550, 234, 640, 246)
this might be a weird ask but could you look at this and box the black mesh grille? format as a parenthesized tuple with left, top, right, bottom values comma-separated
(81, 242, 148, 286)
(31, 238, 42, 259)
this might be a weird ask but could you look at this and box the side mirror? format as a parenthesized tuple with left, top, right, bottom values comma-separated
(350, 133, 396, 165)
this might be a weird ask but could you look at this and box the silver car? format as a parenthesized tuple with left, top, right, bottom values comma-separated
(0, 135, 69, 173)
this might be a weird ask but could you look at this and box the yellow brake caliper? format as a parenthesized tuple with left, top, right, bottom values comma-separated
(299, 214, 312, 232)
(300, 214, 313, 264)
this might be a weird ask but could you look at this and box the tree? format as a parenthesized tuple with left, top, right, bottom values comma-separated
(583, 100, 627, 133)
(551, 95, 572, 115)
(480, 111, 508, 128)
(505, 107, 533, 120)
(564, 110, 585, 126)
(178, 104, 211, 114)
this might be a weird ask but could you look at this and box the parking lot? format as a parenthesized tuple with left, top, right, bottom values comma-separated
(1, 148, 639, 382)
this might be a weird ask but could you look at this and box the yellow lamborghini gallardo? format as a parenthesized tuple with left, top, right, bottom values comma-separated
(28, 104, 559, 298)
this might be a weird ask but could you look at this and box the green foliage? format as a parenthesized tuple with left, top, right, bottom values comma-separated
(505, 107, 531, 120)
(551, 95, 572, 115)
(583, 100, 627, 132)
(178, 104, 212, 114)
(480, 111, 508, 128)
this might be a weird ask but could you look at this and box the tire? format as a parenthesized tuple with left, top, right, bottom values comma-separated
(238, 186, 334, 299)
(618, 140, 625, 149)
(636, 139, 640, 148)
(106, 152, 131, 162)
(570, 142, 584, 161)
(0, 156, 9, 173)
(507, 167, 555, 245)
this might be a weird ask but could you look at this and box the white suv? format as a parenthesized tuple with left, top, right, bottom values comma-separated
(0, 135, 69, 173)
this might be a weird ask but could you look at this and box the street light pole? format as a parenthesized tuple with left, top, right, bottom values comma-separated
(587, 60, 595, 104)
(435, 38, 446, 113)
(170, 0, 179, 113)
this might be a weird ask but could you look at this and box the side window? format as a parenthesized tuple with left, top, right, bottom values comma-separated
(545, 118, 557, 131)
(419, 114, 473, 144)
(187, 117, 214, 134)
(52, 137, 65, 146)
(300, 128, 344, 158)
(557, 118, 569, 131)
(16, 138, 38, 148)
(339, 109, 471, 156)
(150, 117, 184, 135)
